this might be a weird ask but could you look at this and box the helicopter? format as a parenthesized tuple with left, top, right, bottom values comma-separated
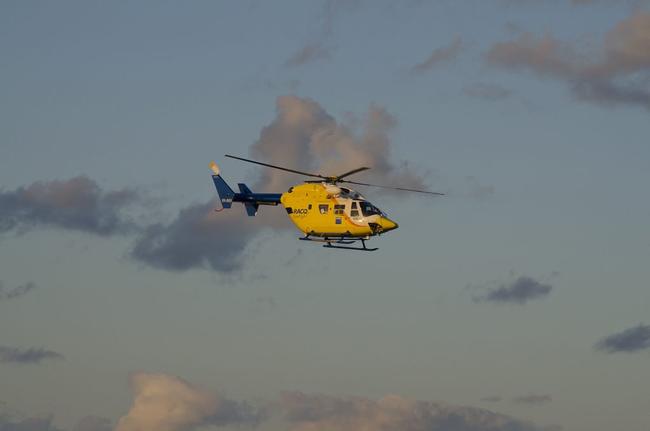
(209, 154, 443, 251)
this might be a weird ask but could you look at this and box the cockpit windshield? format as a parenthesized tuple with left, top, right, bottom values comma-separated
(360, 201, 384, 217)
(339, 187, 365, 200)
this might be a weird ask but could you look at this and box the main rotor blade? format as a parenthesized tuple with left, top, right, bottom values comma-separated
(335, 166, 370, 181)
(341, 179, 445, 195)
(224, 155, 328, 180)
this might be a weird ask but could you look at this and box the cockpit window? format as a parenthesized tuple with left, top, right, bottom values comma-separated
(360, 201, 383, 217)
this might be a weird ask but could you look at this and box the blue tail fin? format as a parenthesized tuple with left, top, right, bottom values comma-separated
(210, 162, 235, 208)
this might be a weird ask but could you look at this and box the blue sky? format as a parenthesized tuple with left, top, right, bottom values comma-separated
(1, 1, 649, 431)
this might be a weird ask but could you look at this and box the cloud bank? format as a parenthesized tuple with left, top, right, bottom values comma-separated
(113, 372, 554, 431)
(281, 391, 549, 431)
(487, 11, 650, 110)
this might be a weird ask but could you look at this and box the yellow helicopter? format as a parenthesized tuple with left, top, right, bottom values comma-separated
(210, 155, 443, 251)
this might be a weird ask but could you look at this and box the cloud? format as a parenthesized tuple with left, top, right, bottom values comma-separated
(486, 11, 650, 110)
(0, 346, 64, 365)
(250, 95, 428, 193)
(513, 394, 552, 406)
(473, 276, 553, 305)
(0, 176, 142, 236)
(595, 323, 650, 353)
(131, 95, 430, 273)
(463, 83, 513, 101)
(411, 37, 463, 73)
(0, 281, 37, 301)
(0, 414, 61, 431)
(280, 391, 549, 431)
(130, 201, 269, 273)
(72, 416, 112, 431)
(115, 372, 262, 431)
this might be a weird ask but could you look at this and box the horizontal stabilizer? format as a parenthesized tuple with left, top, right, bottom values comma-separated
(244, 202, 259, 216)
(209, 160, 281, 213)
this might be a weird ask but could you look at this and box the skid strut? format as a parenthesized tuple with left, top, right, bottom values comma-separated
(299, 235, 378, 251)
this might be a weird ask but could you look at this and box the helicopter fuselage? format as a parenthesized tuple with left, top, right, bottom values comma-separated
(280, 183, 398, 237)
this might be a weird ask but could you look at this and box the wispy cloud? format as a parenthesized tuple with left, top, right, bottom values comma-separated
(473, 275, 553, 305)
(463, 82, 513, 101)
(486, 11, 650, 110)
(411, 37, 463, 74)
(0, 346, 64, 364)
(285, 42, 332, 67)
(462, 176, 495, 199)
(284, 0, 360, 67)
(513, 394, 552, 406)
(0, 281, 37, 301)
(595, 323, 650, 353)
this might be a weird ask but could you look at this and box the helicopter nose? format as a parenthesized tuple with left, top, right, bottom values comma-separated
(380, 217, 399, 232)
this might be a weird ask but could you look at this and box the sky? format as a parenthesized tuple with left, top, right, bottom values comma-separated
(1, 1, 650, 430)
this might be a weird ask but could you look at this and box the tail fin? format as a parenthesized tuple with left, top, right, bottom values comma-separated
(210, 161, 235, 208)
(209, 160, 282, 215)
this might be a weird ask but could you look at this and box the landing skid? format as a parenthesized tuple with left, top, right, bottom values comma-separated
(299, 235, 378, 251)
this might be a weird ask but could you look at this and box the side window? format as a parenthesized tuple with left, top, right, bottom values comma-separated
(319, 204, 328, 214)
(352, 202, 358, 209)
(351, 210, 359, 217)
(334, 204, 345, 215)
